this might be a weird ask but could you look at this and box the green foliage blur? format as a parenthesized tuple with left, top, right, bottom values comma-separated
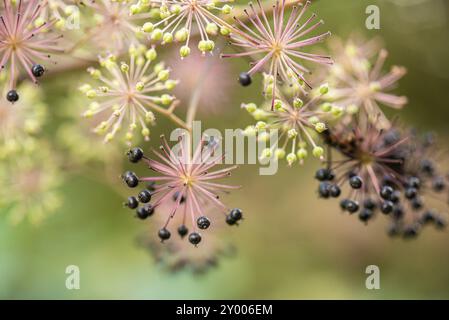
(1, 0, 449, 299)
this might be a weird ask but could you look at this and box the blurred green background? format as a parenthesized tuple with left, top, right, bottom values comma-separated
(1, 0, 449, 299)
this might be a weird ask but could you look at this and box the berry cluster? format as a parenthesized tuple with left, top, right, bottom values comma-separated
(121, 135, 243, 246)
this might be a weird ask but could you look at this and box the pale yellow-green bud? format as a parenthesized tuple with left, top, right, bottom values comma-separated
(287, 153, 297, 165)
(55, 19, 65, 30)
(293, 97, 303, 108)
(319, 83, 329, 95)
(273, 99, 283, 111)
(220, 26, 231, 36)
(288, 128, 298, 139)
(158, 69, 170, 81)
(331, 106, 344, 117)
(105, 133, 114, 142)
(258, 131, 270, 142)
(243, 103, 257, 113)
(222, 4, 232, 14)
(275, 148, 286, 159)
(161, 94, 173, 105)
(86, 89, 97, 99)
(261, 148, 272, 159)
(151, 28, 163, 41)
(255, 121, 267, 130)
(165, 80, 177, 90)
(243, 126, 257, 136)
(308, 116, 319, 125)
(297, 148, 308, 160)
(142, 22, 154, 33)
(113, 110, 121, 117)
(369, 82, 381, 92)
(163, 32, 173, 44)
(313, 146, 324, 158)
(159, 5, 170, 19)
(79, 84, 92, 93)
(129, 123, 137, 131)
(320, 102, 332, 112)
(136, 81, 145, 92)
(142, 127, 150, 138)
(347, 104, 359, 115)
(145, 48, 157, 61)
(34, 17, 45, 28)
(99, 86, 109, 93)
(252, 109, 267, 121)
(82, 109, 94, 118)
(175, 28, 188, 42)
(89, 68, 101, 79)
(145, 111, 156, 123)
(315, 122, 326, 133)
(120, 63, 129, 73)
(154, 62, 165, 73)
(206, 23, 218, 35)
(179, 45, 191, 58)
(129, 4, 140, 15)
(170, 4, 181, 14)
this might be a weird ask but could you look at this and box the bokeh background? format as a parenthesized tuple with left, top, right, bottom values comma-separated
(1, 0, 449, 299)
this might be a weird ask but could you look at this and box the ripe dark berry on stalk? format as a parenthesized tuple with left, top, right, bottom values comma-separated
(381, 201, 393, 214)
(380, 186, 394, 200)
(172, 191, 186, 203)
(318, 182, 330, 198)
(125, 196, 139, 209)
(432, 177, 445, 192)
(434, 216, 446, 229)
(346, 200, 359, 213)
(392, 206, 404, 219)
(238, 72, 252, 86)
(363, 199, 376, 210)
(138, 189, 152, 203)
(329, 184, 341, 198)
(197, 216, 211, 229)
(403, 225, 419, 238)
(136, 206, 153, 219)
(359, 209, 373, 222)
(177, 225, 188, 238)
(158, 228, 171, 241)
(6, 90, 19, 102)
(407, 177, 420, 189)
(188, 232, 202, 245)
(226, 214, 237, 225)
(315, 168, 331, 181)
(230, 208, 243, 221)
(420, 159, 434, 174)
(405, 187, 417, 199)
(411, 198, 423, 210)
(390, 191, 400, 203)
(127, 147, 144, 163)
(349, 176, 363, 189)
(340, 199, 349, 210)
(122, 171, 139, 188)
(421, 211, 436, 224)
(146, 181, 156, 192)
(31, 64, 45, 77)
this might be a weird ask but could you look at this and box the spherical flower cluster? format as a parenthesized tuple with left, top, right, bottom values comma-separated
(323, 37, 407, 128)
(0, 143, 63, 224)
(122, 134, 243, 246)
(133, 0, 233, 58)
(0, 0, 63, 101)
(80, 46, 181, 145)
(82, 0, 151, 52)
(0, 83, 47, 158)
(242, 83, 338, 166)
(315, 123, 448, 238)
(221, 0, 332, 105)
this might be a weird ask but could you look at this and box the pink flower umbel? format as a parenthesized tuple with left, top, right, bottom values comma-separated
(122, 134, 243, 246)
(221, 0, 332, 106)
(0, 0, 63, 101)
(83, 0, 151, 52)
(324, 42, 408, 128)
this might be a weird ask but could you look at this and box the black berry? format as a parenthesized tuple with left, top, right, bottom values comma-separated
(158, 228, 171, 241)
(238, 72, 252, 86)
(127, 147, 144, 163)
(349, 176, 363, 189)
(138, 189, 152, 203)
(125, 196, 139, 209)
(31, 64, 45, 77)
(177, 225, 188, 238)
(6, 90, 19, 102)
(197, 216, 211, 229)
(188, 232, 202, 245)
